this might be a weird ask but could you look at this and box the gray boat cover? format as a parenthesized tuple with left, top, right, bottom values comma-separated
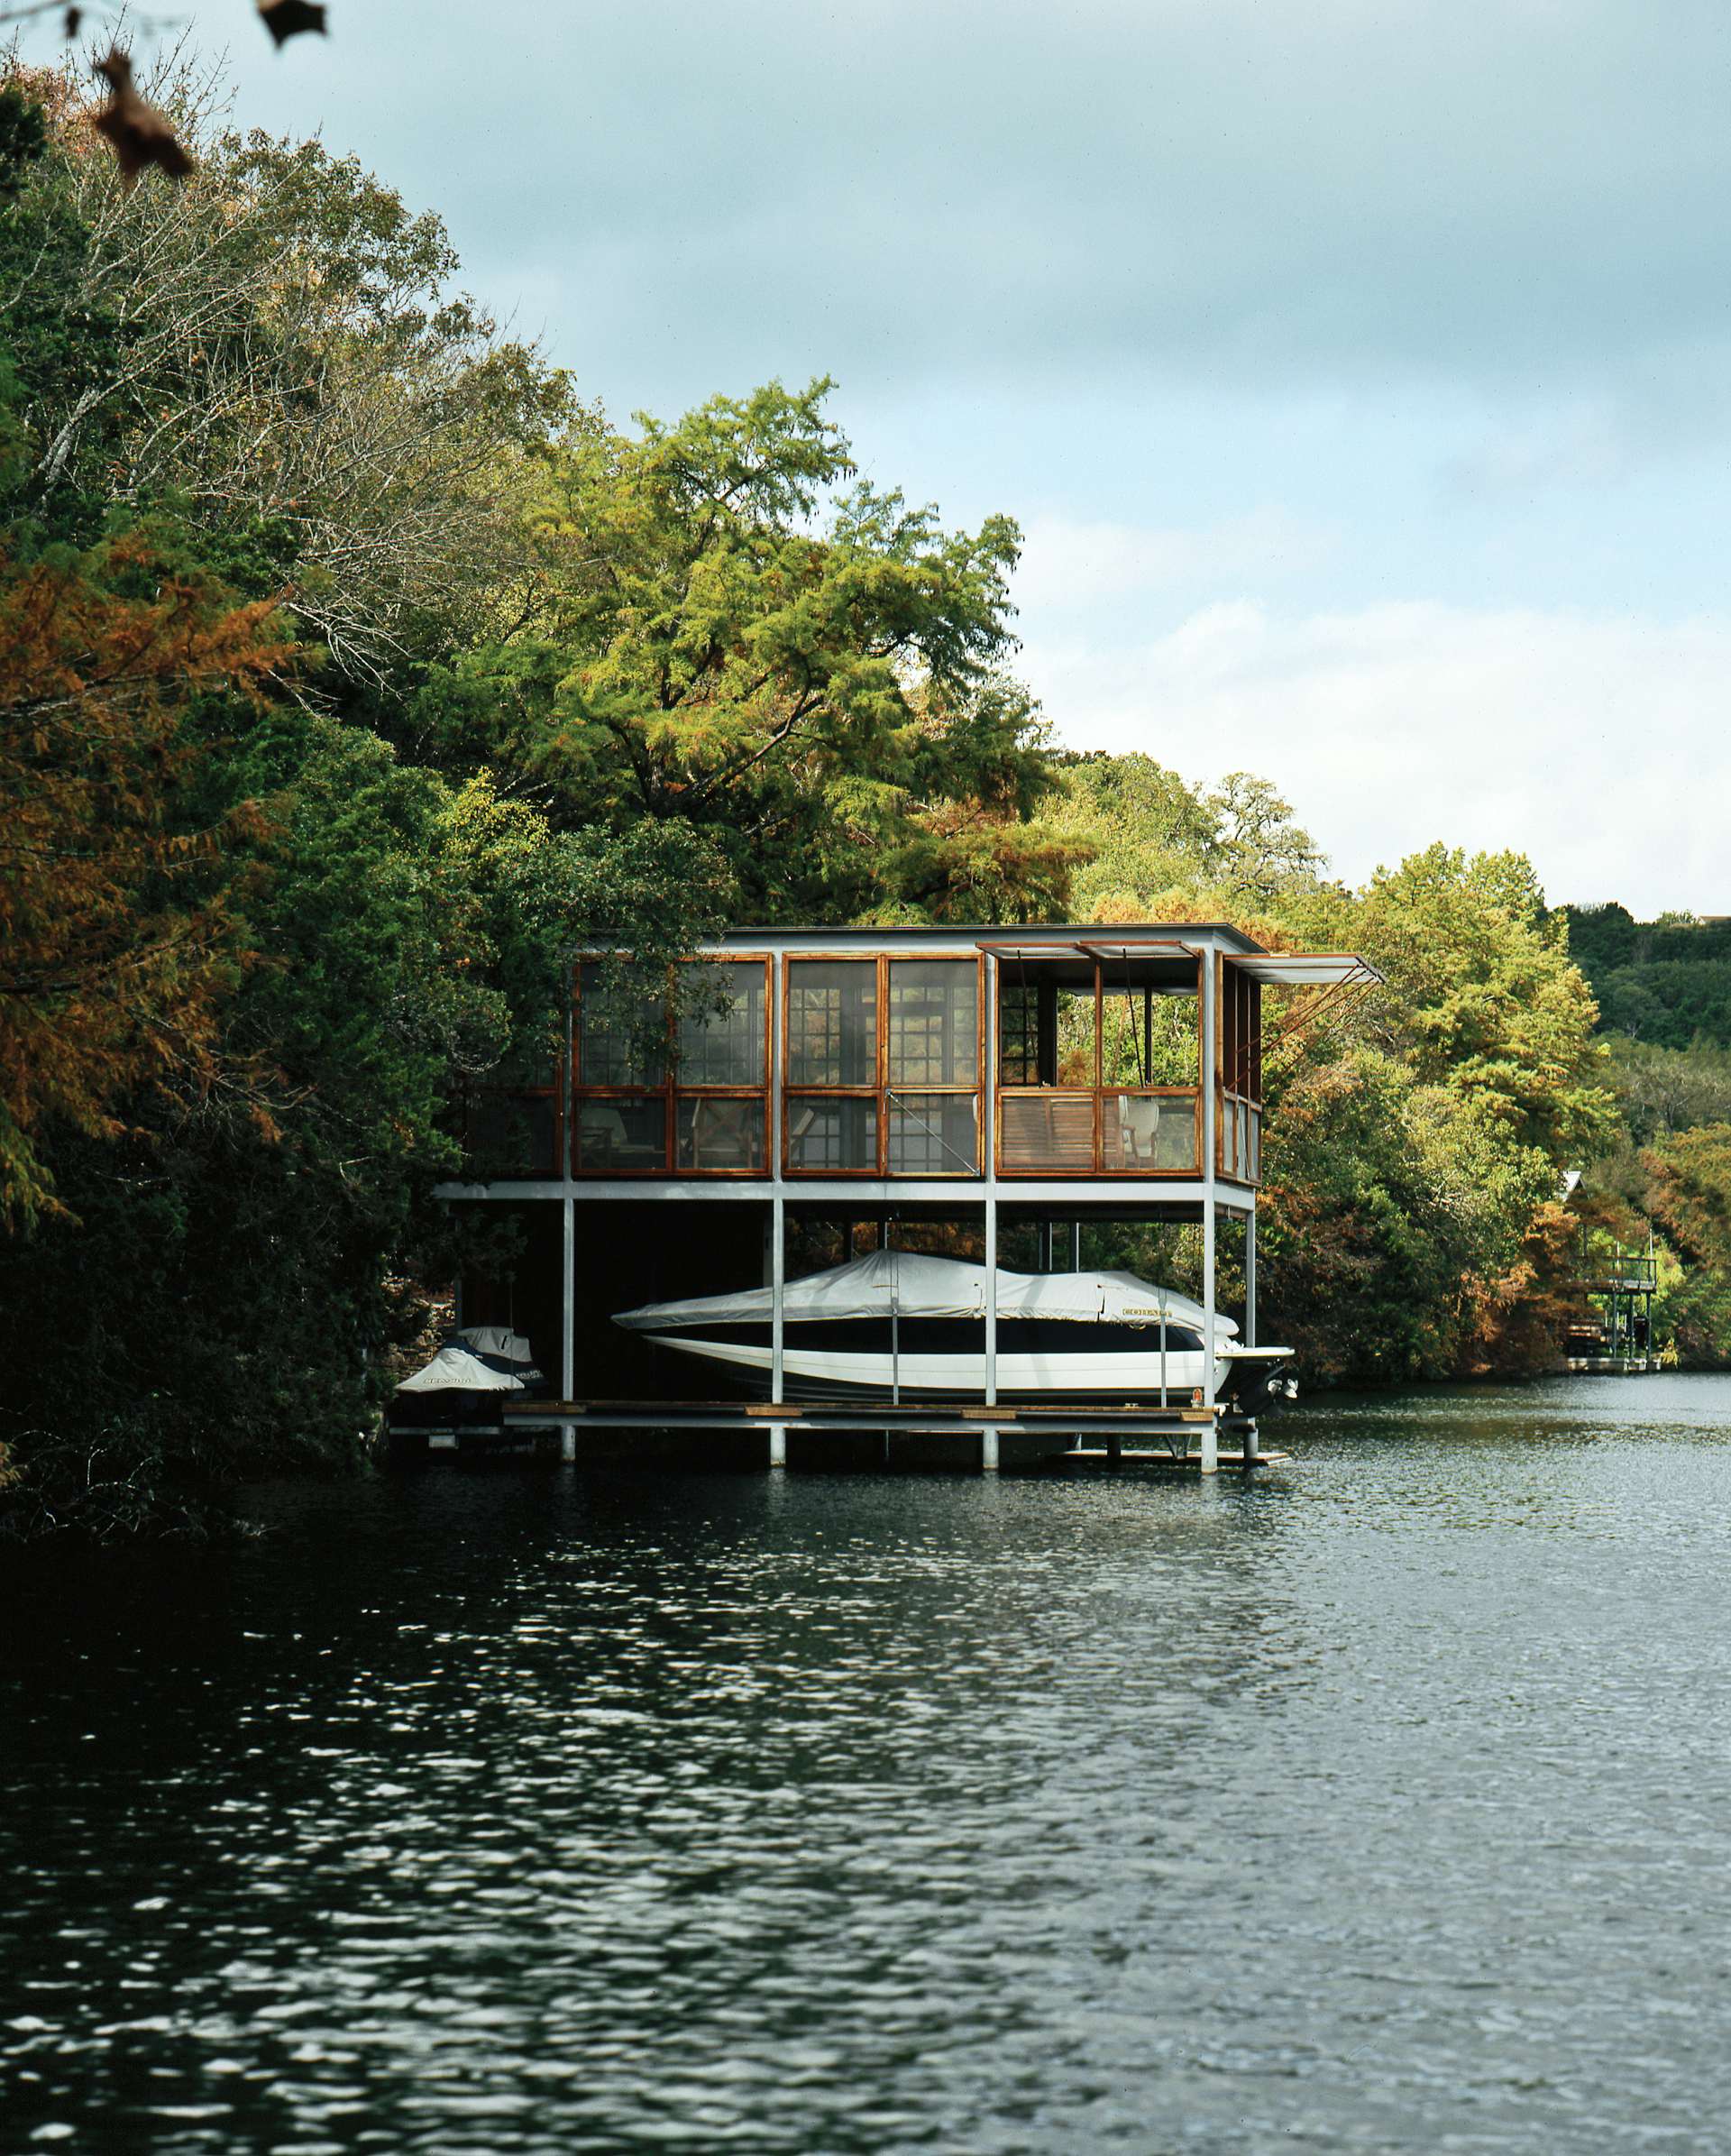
(614, 1250, 1238, 1335)
(396, 1326, 541, 1394)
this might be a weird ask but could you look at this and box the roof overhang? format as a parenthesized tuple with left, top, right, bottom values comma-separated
(1226, 952, 1382, 988)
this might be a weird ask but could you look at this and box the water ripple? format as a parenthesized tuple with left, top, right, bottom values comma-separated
(4, 1374, 1731, 2151)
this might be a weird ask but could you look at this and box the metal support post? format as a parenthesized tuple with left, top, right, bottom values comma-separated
(985, 952, 999, 1410)
(1242, 1206, 1258, 1464)
(560, 1193, 576, 1462)
(1201, 952, 1219, 1474)
(768, 1424, 787, 1468)
(1070, 1220, 1082, 1271)
(1245, 1206, 1257, 1347)
(771, 1194, 785, 1407)
(981, 1425, 1000, 1473)
(985, 1197, 998, 1408)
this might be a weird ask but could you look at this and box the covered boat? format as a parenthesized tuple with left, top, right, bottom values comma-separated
(388, 1326, 546, 1440)
(614, 1251, 1292, 1406)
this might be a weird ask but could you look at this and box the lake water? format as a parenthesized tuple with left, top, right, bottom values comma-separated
(5, 1374, 1731, 2152)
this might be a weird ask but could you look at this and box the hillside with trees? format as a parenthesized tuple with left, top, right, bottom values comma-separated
(1558, 904, 1731, 1368)
(1564, 903, 1731, 1048)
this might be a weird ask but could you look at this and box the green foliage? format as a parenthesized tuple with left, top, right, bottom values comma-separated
(1296, 846, 1613, 1165)
(1055, 766, 1616, 1382)
(416, 379, 1077, 922)
(1565, 902, 1731, 1048)
(1052, 752, 1321, 922)
(1642, 1125, 1731, 1366)
(1260, 1049, 1547, 1382)
(1605, 1036, 1731, 1148)
(0, 64, 743, 1535)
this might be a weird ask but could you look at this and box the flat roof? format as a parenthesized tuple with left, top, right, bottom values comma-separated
(701, 922, 1268, 951)
(689, 923, 1381, 984)
(1227, 952, 1383, 988)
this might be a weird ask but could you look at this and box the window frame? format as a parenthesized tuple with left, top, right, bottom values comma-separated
(572, 954, 772, 1179)
(781, 952, 985, 1179)
(993, 951, 1206, 1179)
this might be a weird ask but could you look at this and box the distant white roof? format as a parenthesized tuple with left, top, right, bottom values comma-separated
(615, 1250, 1238, 1335)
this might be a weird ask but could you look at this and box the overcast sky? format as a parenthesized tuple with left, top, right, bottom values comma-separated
(137, 2, 1731, 911)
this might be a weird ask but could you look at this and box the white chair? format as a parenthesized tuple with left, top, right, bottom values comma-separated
(1119, 1096, 1163, 1168)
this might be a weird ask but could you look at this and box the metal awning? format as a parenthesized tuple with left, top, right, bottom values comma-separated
(1226, 952, 1382, 987)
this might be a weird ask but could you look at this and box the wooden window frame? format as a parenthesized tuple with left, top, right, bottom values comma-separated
(572, 954, 772, 1179)
(782, 953, 985, 1179)
(994, 953, 1205, 1179)
(1214, 958, 1263, 1186)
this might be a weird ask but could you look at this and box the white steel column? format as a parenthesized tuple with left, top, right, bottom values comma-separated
(771, 1193, 785, 1406)
(1245, 1206, 1257, 1347)
(985, 1198, 998, 1411)
(984, 952, 998, 1417)
(1201, 950, 1219, 1474)
(770, 959, 786, 1445)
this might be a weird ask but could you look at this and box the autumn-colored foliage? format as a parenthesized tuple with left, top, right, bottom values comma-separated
(0, 535, 290, 1222)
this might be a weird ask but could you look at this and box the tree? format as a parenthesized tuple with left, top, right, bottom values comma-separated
(413, 378, 1076, 922)
(1291, 845, 1613, 1166)
(0, 528, 289, 1225)
(3, 54, 571, 679)
(1051, 752, 1321, 926)
(1642, 1124, 1731, 1367)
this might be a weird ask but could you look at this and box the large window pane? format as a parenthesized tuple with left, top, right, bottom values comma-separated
(1101, 984, 1197, 1087)
(998, 970, 1092, 1086)
(788, 962, 876, 1087)
(887, 1092, 978, 1174)
(999, 982, 1044, 1086)
(675, 1096, 765, 1172)
(578, 964, 665, 1087)
(575, 1097, 667, 1172)
(786, 1095, 876, 1172)
(888, 961, 978, 1087)
(1102, 1095, 1197, 1173)
(677, 963, 765, 1087)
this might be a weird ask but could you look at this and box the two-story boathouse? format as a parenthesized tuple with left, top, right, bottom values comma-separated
(430, 922, 1377, 1471)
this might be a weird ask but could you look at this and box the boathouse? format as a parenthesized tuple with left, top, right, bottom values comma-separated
(432, 923, 1377, 1470)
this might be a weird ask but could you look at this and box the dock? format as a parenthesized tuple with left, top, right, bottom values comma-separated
(409, 922, 1374, 1485)
(395, 1397, 1287, 1473)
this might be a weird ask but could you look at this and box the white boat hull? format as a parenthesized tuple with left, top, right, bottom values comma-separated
(656, 1335, 1290, 1402)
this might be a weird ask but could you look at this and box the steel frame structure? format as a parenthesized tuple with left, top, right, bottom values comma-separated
(435, 922, 1375, 1473)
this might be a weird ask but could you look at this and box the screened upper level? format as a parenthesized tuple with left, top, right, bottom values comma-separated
(459, 926, 1375, 1186)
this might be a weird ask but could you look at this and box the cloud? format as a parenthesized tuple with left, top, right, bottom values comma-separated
(1022, 601, 1731, 913)
(181, 0, 1731, 421)
(1013, 509, 1337, 610)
